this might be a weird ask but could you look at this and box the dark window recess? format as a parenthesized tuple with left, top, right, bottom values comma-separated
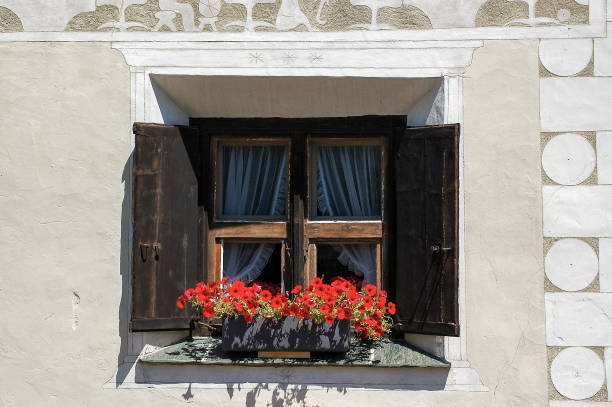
(222, 242, 282, 289)
(393, 124, 460, 337)
(316, 245, 354, 283)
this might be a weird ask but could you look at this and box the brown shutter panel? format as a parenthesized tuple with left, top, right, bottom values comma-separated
(131, 123, 202, 331)
(393, 124, 460, 337)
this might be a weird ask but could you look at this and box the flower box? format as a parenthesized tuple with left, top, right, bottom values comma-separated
(222, 315, 350, 352)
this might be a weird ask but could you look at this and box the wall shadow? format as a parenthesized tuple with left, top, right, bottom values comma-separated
(115, 152, 133, 387)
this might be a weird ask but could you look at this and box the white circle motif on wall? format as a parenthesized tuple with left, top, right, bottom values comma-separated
(556, 9, 571, 22)
(545, 239, 598, 291)
(574, 0, 589, 5)
(539, 39, 592, 76)
(542, 133, 595, 185)
(551, 347, 605, 400)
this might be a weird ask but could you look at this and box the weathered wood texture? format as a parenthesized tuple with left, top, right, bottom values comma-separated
(394, 124, 460, 337)
(131, 123, 201, 331)
(306, 221, 382, 239)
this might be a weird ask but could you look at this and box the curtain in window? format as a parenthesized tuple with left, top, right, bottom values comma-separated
(222, 145, 286, 282)
(317, 145, 381, 284)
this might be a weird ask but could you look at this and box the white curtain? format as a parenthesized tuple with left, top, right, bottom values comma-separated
(317, 145, 381, 284)
(222, 145, 286, 282)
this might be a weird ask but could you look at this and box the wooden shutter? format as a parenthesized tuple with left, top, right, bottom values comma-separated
(393, 124, 460, 337)
(131, 123, 201, 331)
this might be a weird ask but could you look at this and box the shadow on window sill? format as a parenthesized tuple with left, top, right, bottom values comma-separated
(140, 336, 450, 368)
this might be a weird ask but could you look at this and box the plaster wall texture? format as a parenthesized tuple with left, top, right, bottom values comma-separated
(0, 40, 544, 406)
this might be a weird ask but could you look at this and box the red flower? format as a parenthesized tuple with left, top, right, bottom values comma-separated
(247, 300, 259, 313)
(365, 284, 377, 296)
(366, 317, 377, 327)
(378, 289, 387, 298)
(260, 290, 272, 302)
(325, 315, 335, 324)
(337, 307, 352, 320)
(222, 296, 231, 304)
(289, 304, 301, 316)
(228, 282, 245, 298)
(243, 312, 253, 323)
(346, 290, 359, 304)
(233, 301, 244, 312)
(202, 304, 215, 318)
(311, 277, 323, 286)
(387, 302, 396, 315)
(281, 306, 291, 317)
(319, 303, 332, 315)
(323, 295, 336, 306)
(291, 285, 302, 294)
(176, 295, 186, 309)
(270, 296, 283, 309)
(362, 296, 373, 308)
(376, 294, 387, 306)
(374, 326, 383, 337)
(303, 298, 316, 308)
(220, 277, 228, 285)
(184, 288, 195, 300)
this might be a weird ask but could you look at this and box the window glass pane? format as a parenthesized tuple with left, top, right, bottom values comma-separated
(316, 243, 376, 287)
(222, 145, 287, 217)
(316, 145, 381, 217)
(223, 243, 282, 292)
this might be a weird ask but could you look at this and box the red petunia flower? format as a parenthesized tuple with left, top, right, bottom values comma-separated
(202, 304, 215, 318)
(362, 296, 373, 308)
(260, 290, 272, 302)
(220, 277, 228, 285)
(184, 288, 195, 300)
(281, 306, 291, 317)
(365, 284, 377, 296)
(346, 290, 359, 304)
(311, 277, 322, 286)
(247, 300, 259, 313)
(176, 295, 186, 309)
(337, 307, 352, 320)
(222, 296, 231, 304)
(289, 304, 301, 316)
(325, 315, 335, 325)
(303, 298, 316, 308)
(291, 285, 302, 294)
(243, 312, 253, 323)
(233, 301, 244, 312)
(228, 283, 245, 298)
(387, 302, 396, 315)
(324, 295, 336, 306)
(270, 296, 283, 309)
(319, 303, 332, 315)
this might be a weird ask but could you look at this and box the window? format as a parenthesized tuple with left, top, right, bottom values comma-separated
(130, 118, 460, 338)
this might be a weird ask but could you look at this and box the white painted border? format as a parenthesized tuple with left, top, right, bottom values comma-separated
(115, 40, 487, 392)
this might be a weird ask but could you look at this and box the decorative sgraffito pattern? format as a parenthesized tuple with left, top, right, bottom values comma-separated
(64, 0, 432, 32)
(475, 0, 588, 27)
(0, 6, 22, 32)
(0, 0, 590, 32)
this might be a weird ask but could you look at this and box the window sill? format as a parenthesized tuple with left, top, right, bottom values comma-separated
(139, 336, 449, 368)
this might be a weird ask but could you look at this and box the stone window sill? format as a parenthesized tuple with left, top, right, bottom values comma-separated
(139, 336, 450, 368)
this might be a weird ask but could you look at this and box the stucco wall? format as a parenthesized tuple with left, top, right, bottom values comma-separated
(0, 40, 545, 406)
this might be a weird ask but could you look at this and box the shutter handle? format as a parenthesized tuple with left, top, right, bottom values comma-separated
(140, 244, 149, 262)
(154, 245, 160, 261)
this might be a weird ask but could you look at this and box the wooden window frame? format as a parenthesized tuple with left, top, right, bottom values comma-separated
(208, 137, 291, 288)
(192, 116, 406, 293)
(304, 136, 387, 286)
